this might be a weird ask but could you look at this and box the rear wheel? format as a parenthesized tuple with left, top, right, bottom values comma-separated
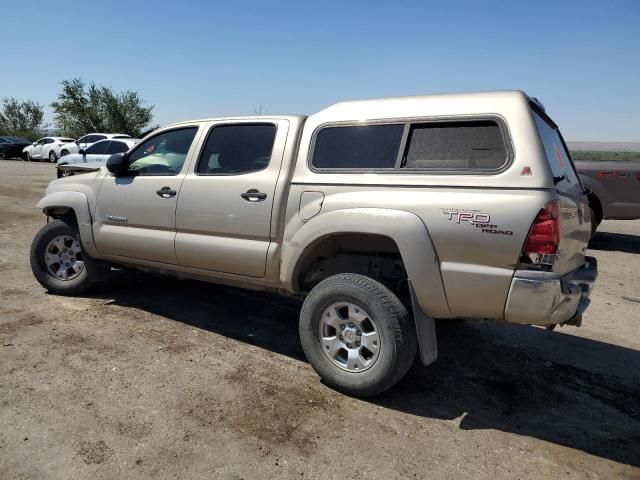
(588, 194, 603, 238)
(61, 149, 69, 157)
(299, 273, 417, 397)
(30, 218, 107, 295)
(49, 151, 58, 163)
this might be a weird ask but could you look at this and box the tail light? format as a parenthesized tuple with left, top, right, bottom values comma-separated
(522, 200, 560, 266)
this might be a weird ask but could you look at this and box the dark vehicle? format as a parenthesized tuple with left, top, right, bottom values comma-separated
(575, 160, 640, 232)
(0, 136, 31, 160)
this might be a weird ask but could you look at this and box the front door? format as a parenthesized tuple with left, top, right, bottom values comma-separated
(93, 126, 201, 264)
(175, 120, 289, 277)
(32, 139, 45, 159)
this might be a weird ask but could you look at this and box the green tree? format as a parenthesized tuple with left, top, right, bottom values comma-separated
(0, 97, 45, 140)
(51, 78, 154, 138)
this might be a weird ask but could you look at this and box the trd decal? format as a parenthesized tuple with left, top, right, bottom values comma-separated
(442, 209, 513, 236)
(442, 209, 490, 225)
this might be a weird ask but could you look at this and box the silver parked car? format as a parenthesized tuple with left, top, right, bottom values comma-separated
(59, 133, 132, 157)
(31, 91, 597, 397)
(56, 138, 139, 178)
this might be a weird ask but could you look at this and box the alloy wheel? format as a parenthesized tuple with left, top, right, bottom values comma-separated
(319, 302, 381, 372)
(44, 235, 84, 280)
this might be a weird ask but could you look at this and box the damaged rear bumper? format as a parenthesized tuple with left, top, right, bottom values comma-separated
(504, 256, 598, 326)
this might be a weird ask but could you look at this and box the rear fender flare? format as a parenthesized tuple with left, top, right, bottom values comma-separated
(37, 191, 99, 257)
(282, 208, 451, 318)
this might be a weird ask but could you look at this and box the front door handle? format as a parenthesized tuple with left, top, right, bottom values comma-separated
(240, 189, 267, 202)
(156, 187, 177, 198)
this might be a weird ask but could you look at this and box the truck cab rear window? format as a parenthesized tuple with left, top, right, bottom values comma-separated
(311, 120, 507, 171)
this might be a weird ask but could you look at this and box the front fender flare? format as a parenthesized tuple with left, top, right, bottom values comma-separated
(37, 191, 98, 257)
(282, 208, 451, 318)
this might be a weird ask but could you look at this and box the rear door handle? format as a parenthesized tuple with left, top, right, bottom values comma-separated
(240, 189, 267, 202)
(156, 187, 177, 198)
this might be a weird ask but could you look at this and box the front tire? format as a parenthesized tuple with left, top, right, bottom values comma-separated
(25, 151, 31, 161)
(299, 273, 417, 397)
(49, 151, 58, 163)
(30, 218, 106, 295)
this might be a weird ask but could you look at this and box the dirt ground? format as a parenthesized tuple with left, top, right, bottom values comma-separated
(0, 160, 638, 480)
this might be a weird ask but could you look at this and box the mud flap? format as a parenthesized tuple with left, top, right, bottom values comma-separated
(409, 282, 438, 366)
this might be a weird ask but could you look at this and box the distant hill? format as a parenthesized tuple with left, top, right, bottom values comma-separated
(568, 141, 640, 152)
(567, 141, 640, 162)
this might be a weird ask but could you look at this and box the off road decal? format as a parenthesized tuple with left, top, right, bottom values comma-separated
(442, 209, 513, 236)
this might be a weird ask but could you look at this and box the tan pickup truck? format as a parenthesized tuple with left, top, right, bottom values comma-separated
(30, 91, 597, 396)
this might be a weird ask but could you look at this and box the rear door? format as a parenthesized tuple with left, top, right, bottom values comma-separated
(82, 140, 111, 163)
(532, 108, 591, 274)
(93, 126, 201, 264)
(174, 120, 289, 277)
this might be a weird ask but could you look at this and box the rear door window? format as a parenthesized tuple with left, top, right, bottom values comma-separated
(86, 134, 106, 143)
(533, 111, 582, 194)
(196, 124, 276, 175)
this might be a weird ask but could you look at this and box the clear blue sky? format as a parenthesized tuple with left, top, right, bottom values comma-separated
(2, 0, 638, 141)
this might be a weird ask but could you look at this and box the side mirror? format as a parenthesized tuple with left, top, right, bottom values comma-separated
(78, 149, 85, 155)
(106, 152, 130, 176)
(32, 142, 37, 146)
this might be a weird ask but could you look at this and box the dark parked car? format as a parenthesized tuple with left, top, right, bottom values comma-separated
(0, 136, 31, 160)
(575, 160, 640, 233)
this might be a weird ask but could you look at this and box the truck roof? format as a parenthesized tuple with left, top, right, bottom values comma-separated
(169, 114, 307, 127)
(158, 91, 533, 128)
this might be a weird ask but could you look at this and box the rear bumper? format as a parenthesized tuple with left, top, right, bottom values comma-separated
(504, 256, 598, 326)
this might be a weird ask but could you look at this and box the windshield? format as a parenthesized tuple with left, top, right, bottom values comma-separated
(4, 136, 30, 143)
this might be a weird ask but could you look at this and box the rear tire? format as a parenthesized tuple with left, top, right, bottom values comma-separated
(30, 218, 107, 295)
(299, 273, 417, 397)
(588, 194, 603, 238)
(61, 149, 69, 157)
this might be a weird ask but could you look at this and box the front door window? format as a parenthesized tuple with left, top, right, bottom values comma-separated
(128, 128, 198, 176)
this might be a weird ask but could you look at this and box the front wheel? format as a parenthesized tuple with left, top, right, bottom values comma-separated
(25, 151, 31, 161)
(49, 150, 58, 163)
(30, 218, 107, 295)
(299, 273, 417, 397)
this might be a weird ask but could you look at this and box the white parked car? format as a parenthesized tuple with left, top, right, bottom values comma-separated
(56, 138, 139, 177)
(23, 137, 76, 163)
(59, 133, 131, 157)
